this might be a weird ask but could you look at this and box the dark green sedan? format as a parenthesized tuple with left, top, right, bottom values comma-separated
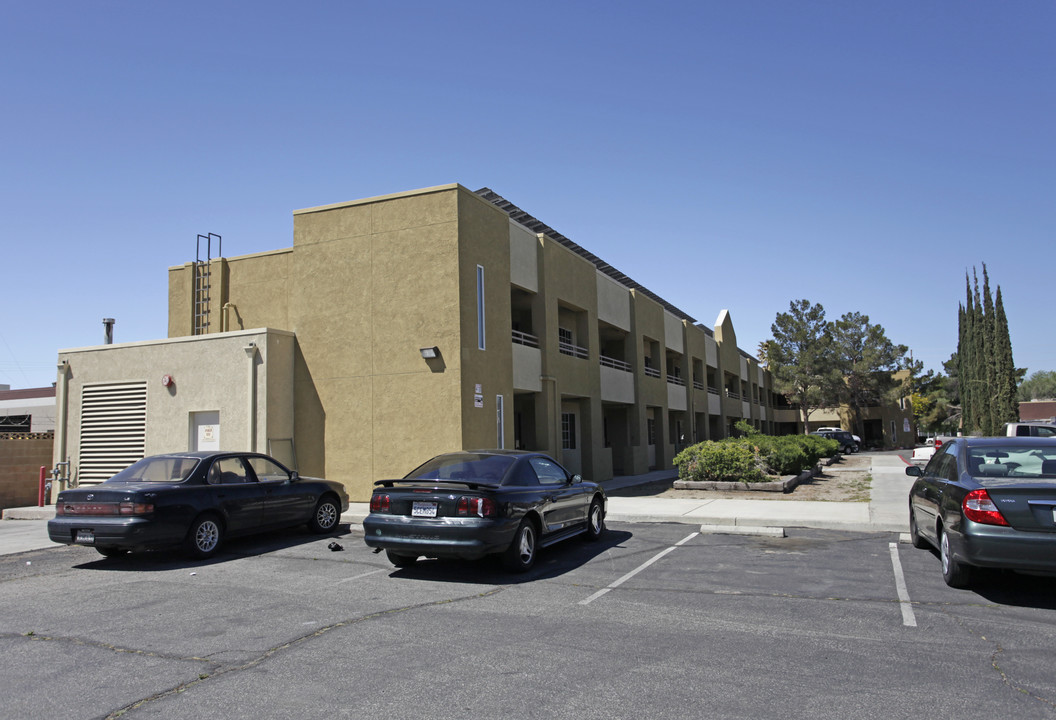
(906, 437, 1056, 588)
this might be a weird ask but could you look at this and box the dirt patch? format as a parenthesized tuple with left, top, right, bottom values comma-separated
(607, 454, 873, 502)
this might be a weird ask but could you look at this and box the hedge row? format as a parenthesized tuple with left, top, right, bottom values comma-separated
(673, 431, 839, 484)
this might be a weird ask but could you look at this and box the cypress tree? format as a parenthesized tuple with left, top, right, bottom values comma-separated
(993, 286, 1018, 425)
(971, 270, 987, 434)
(958, 277, 973, 433)
(981, 265, 996, 435)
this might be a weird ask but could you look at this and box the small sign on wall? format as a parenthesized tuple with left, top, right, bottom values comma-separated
(198, 424, 220, 451)
(474, 394, 484, 408)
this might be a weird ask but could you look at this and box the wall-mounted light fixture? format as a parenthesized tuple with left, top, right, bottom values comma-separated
(419, 346, 440, 359)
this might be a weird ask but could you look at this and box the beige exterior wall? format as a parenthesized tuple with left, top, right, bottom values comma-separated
(71, 184, 794, 501)
(53, 329, 293, 493)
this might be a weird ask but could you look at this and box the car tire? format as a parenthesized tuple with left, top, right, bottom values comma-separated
(584, 498, 604, 542)
(308, 495, 340, 534)
(502, 518, 537, 572)
(186, 514, 224, 559)
(939, 525, 972, 588)
(908, 506, 928, 549)
(96, 547, 128, 559)
(386, 550, 418, 568)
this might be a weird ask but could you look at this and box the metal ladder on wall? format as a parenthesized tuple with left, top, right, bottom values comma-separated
(193, 233, 221, 335)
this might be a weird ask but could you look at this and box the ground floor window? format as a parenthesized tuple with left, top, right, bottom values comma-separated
(562, 412, 576, 450)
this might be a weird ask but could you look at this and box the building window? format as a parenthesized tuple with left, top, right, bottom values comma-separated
(476, 265, 486, 350)
(496, 394, 505, 449)
(562, 412, 576, 450)
(647, 418, 656, 445)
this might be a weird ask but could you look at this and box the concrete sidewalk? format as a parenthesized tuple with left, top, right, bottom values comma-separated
(0, 453, 912, 556)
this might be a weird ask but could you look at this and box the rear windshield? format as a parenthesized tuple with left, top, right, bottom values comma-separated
(107, 456, 201, 483)
(968, 446, 1056, 478)
(405, 454, 516, 484)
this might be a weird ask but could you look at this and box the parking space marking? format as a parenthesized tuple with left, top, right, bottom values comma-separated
(579, 532, 699, 605)
(889, 542, 917, 627)
(336, 568, 388, 584)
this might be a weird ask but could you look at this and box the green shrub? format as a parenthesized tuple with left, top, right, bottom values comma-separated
(674, 441, 766, 483)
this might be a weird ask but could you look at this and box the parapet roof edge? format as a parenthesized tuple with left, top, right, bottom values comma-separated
(57, 328, 295, 355)
(475, 188, 697, 324)
(293, 183, 464, 216)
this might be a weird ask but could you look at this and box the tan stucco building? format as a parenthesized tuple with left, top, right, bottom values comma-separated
(52, 184, 911, 501)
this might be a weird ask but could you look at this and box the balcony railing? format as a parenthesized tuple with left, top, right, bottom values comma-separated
(512, 330, 539, 348)
(600, 355, 632, 372)
(667, 375, 685, 387)
(707, 386, 720, 395)
(725, 389, 740, 400)
(559, 340, 589, 359)
(644, 366, 661, 379)
(693, 379, 705, 391)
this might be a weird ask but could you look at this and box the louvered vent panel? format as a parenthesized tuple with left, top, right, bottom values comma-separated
(78, 382, 148, 484)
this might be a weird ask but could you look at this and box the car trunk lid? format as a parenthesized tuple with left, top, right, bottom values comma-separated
(978, 479, 1056, 532)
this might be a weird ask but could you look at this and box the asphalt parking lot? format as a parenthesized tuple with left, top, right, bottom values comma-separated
(2, 521, 1055, 720)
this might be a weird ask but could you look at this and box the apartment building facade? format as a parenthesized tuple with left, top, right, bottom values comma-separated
(54, 184, 784, 501)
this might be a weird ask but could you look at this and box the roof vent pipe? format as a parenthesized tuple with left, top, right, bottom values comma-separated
(102, 318, 115, 345)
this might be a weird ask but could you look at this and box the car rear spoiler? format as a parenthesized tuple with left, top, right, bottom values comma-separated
(372, 478, 501, 491)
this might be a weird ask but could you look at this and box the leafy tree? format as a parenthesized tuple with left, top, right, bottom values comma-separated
(828, 312, 912, 439)
(768, 300, 834, 431)
(1018, 370, 1056, 401)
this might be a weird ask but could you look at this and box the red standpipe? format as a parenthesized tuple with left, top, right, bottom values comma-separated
(38, 466, 46, 506)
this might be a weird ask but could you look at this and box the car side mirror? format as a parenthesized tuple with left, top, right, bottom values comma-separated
(290, 471, 300, 483)
(905, 466, 922, 477)
(571, 474, 582, 484)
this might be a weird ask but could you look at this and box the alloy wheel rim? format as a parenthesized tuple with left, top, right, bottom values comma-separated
(197, 521, 219, 552)
(318, 503, 337, 529)
(940, 531, 950, 575)
(519, 527, 534, 563)
(590, 505, 601, 533)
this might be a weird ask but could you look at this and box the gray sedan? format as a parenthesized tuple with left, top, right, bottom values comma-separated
(906, 437, 1056, 587)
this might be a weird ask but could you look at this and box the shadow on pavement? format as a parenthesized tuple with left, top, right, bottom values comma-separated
(376, 528, 634, 585)
(69, 523, 354, 572)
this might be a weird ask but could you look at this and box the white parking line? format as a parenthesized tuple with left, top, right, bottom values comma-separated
(889, 542, 917, 627)
(336, 568, 388, 584)
(579, 532, 699, 605)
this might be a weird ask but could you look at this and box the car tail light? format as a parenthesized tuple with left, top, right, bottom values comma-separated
(370, 494, 390, 513)
(456, 496, 496, 518)
(934, 439, 943, 449)
(963, 489, 1009, 526)
(56, 502, 152, 516)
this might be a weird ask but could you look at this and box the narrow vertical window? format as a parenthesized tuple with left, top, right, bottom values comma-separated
(476, 265, 486, 350)
(496, 395, 505, 449)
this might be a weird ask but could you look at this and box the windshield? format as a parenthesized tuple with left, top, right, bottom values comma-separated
(967, 445, 1056, 479)
(405, 454, 516, 484)
(107, 456, 201, 483)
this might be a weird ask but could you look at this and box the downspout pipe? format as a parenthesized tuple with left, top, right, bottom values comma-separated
(244, 343, 258, 452)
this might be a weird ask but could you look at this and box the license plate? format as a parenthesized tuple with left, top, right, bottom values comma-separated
(411, 502, 437, 518)
(74, 529, 94, 545)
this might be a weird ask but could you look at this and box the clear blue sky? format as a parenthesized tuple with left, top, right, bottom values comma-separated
(2, 2, 1052, 390)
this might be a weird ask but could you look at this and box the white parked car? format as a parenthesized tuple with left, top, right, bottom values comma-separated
(815, 427, 862, 444)
(1004, 422, 1056, 437)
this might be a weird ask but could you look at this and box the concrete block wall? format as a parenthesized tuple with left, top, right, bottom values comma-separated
(0, 434, 54, 510)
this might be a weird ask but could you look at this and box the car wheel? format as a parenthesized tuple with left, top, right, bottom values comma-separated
(502, 519, 537, 572)
(939, 525, 972, 588)
(584, 498, 604, 542)
(308, 495, 340, 534)
(908, 505, 928, 549)
(385, 550, 418, 568)
(186, 515, 224, 559)
(96, 547, 128, 559)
